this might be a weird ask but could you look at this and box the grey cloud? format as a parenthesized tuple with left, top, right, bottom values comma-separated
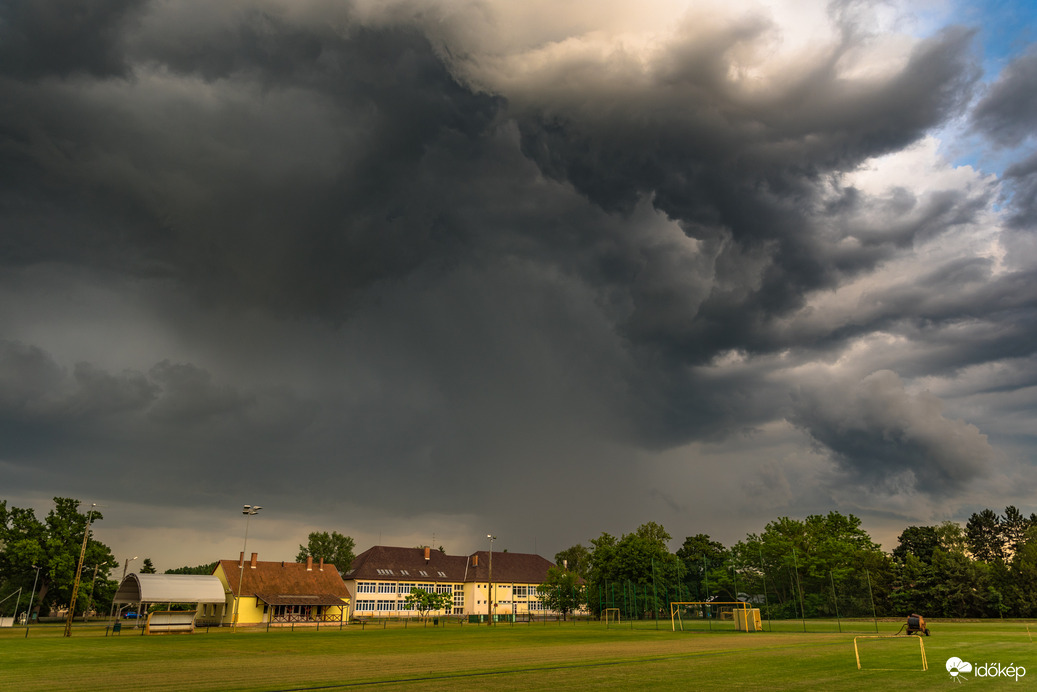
(1003, 151, 1037, 230)
(971, 46, 1037, 148)
(0, 340, 65, 416)
(0, 0, 144, 80)
(789, 370, 993, 497)
(0, 0, 1029, 544)
(64, 362, 157, 417)
(147, 361, 254, 424)
(513, 26, 979, 366)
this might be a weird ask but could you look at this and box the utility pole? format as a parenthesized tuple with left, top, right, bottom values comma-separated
(486, 534, 495, 625)
(64, 503, 97, 637)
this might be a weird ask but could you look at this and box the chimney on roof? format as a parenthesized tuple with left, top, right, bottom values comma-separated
(424, 547, 430, 562)
(307, 555, 313, 571)
(250, 552, 258, 569)
(472, 555, 478, 566)
(319, 558, 324, 571)
(239, 551, 245, 567)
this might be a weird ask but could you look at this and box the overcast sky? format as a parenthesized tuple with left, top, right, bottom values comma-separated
(2, 0, 1036, 572)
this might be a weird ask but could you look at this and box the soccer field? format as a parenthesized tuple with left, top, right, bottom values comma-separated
(1, 619, 1032, 690)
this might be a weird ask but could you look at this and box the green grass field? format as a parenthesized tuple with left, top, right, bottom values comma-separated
(1, 619, 1033, 690)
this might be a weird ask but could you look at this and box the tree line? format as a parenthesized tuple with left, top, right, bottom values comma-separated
(0, 497, 357, 619)
(5, 496, 1035, 621)
(538, 507, 1037, 620)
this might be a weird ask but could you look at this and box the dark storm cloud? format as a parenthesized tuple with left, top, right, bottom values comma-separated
(513, 26, 979, 366)
(971, 45, 1037, 147)
(0, 0, 1027, 529)
(788, 370, 993, 497)
(0, 3, 500, 318)
(0, 0, 144, 80)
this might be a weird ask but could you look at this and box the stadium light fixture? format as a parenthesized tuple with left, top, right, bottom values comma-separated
(233, 504, 262, 630)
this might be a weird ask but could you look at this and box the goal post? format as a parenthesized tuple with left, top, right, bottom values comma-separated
(670, 601, 757, 632)
(602, 608, 621, 627)
(853, 635, 928, 671)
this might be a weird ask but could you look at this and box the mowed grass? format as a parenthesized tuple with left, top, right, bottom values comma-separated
(1, 619, 1033, 690)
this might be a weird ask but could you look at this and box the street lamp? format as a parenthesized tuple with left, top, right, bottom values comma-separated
(108, 556, 137, 622)
(232, 504, 262, 630)
(487, 534, 496, 625)
(24, 564, 42, 639)
(86, 559, 116, 621)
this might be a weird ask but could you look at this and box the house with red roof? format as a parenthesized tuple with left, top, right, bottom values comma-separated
(211, 552, 352, 626)
(342, 546, 557, 620)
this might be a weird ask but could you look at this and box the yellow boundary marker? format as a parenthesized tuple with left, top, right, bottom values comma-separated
(853, 635, 927, 671)
(670, 601, 750, 632)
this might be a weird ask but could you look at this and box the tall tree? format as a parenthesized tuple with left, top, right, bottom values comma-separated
(1001, 506, 1030, 557)
(586, 523, 678, 618)
(296, 531, 356, 571)
(139, 558, 157, 574)
(892, 526, 940, 564)
(966, 509, 1004, 562)
(536, 566, 585, 620)
(554, 544, 591, 579)
(0, 498, 115, 617)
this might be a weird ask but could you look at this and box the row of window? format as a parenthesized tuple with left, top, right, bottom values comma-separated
(357, 582, 460, 594)
(354, 599, 545, 612)
(354, 600, 455, 612)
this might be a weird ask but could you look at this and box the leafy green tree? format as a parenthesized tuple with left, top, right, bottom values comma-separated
(586, 523, 678, 618)
(165, 562, 218, 575)
(892, 526, 939, 564)
(1009, 527, 1037, 616)
(0, 498, 115, 617)
(536, 566, 585, 620)
(554, 544, 590, 579)
(936, 520, 968, 554)
(1001, 506, 1031, 557)
(966, 509, 1004, 562)
(140, 558, 157, 574)
(676, 534, 728, 600)
(296, 531, 356, 571)
(403, 588, 453, 622)
(735, 512, 890, 619)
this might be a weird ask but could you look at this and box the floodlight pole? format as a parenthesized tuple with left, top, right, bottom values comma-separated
(486, 534, 495, 625)
(24, 564, 42, 639)
(232, 504, 262, 630)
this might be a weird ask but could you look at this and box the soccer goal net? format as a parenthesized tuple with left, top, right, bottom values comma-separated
(602, 608, 621, 626)
(670, 601, 759, 632)
(853, 635, 928, 672)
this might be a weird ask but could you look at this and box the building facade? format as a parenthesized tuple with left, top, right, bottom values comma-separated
(211, 552, 352, 626)
(342, 546, 558, 619)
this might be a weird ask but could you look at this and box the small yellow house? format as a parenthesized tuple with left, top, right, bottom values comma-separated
(212, 552, 351, 626)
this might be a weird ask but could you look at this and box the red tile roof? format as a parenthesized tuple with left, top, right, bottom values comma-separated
(465, 551, 555, 584)
(345, 547, 555, 584)
(345, 546, 469, 582)
(217, 559, 352, 600)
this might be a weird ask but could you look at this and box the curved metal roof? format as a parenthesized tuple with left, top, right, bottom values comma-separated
(113, 573, 227, 604)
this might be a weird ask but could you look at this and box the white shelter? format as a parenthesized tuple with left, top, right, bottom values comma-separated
(113, 573, 226, 605)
